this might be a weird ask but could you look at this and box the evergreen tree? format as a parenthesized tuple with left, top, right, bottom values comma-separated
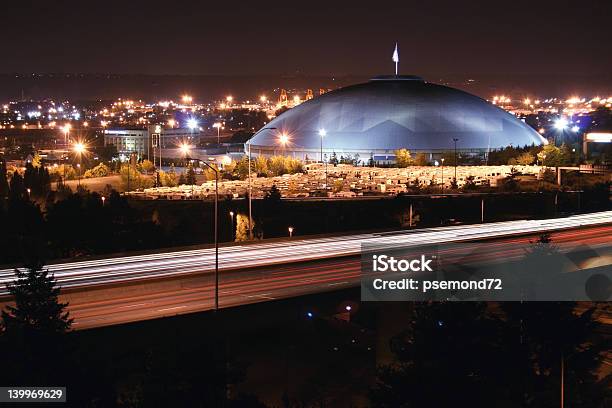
(371, 303, 510, 407)
(500, 234, 611, 407)
(0, 160, 9, 199)
(264, 184, 282, 203)
(330, 152, 339, 166)
(186, 164, 197, 185)
(9, 171, 26, 200)
(0, 262, 73, 385)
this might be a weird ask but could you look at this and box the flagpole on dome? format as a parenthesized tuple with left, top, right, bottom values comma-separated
(392, 43, 399, 76)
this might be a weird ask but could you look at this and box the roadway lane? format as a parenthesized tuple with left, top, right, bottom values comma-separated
(38, 224, 612, 329)
(0, 211, 611, 295)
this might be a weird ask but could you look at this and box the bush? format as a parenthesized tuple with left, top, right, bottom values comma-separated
(84, 163, 111, 178)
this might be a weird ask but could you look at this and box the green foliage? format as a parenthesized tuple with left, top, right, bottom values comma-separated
(329, 152, 339, 166)
(394, 148, 413, 168)
(513, 151, 535, 165)
(31, 153, 42, 168)
(120, 164, 153, 190)
(371, 303, 507, 407)
(83, 163, 111, 178)
(158, 169, 178, 187)
(1, 263, 73, 384)
(414, 152, 429, 166)
(0, 161, 9, 198)
(260, 156, 304, 176)
(264, 184, 282, 202)
(462, 175, 478, 191)
(2, 263, 72, 335)
(538, 144, 573, 167)
(233, 156, 254, 180)
(489, 144, 542, 166)
(185, 164, 197, 185)
(138, 159, 156, 173)
(23, 163, 51, 198)
(254, 156, 269, 176)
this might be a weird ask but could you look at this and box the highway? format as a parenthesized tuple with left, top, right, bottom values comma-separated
(0, 211, 610, 329)
(0, 211, 611, 295)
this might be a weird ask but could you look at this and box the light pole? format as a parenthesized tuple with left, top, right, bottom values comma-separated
(213, 123, 222, 144)
(554, 117, 568, 146)
(247, 141, 253, 240)
(201, 159, 219, 312)
(319, 129, 327, 190)
(453, 137, 459, 183)
(73, 141, 85, 188)
(441, 157, 445, 192)
(127, 155, 130, 192)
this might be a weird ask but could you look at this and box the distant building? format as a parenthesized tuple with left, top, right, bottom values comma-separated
(104, 128, 149, 157)
(104, 126, 202, 159)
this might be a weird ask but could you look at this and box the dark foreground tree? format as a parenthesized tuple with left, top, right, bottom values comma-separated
(370, 302, 512, 408)
(0, 262, 73, 385)
(501, 301, 611, 408)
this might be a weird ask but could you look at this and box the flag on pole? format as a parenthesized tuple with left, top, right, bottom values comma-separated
(392, 43, 399, 75)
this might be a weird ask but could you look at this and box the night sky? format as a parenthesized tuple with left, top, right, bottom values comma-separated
(2, 0, 611, 77)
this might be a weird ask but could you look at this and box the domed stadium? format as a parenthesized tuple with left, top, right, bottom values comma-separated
(246, 75, 547, 162)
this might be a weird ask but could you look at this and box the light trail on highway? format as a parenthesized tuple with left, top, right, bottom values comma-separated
(0, 213, 609, 329)
(0, 211, 611, 295)
(64, 224, 612, 329)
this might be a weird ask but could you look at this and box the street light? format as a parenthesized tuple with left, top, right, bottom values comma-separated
(452, 137, 459, 184)
(441, 157, 445, 192)
(318, 128, 327, 162)
(279, 133, 289, 146)
(319, 129, 327, 190)
(73, 142, 86, 187)
(201, 159, 220, 312)
(247, 140, 253, 240)
(213, 122, 222, 144)
(101, 196, 106, 206)
(554, 117, 568, 145)
(62, 123, 71, 146)
(187, 118, 198, 130)
(288, 226, 294, 238)
(180, 143, 190, 158)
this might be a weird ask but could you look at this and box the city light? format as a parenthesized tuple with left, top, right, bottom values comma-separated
(571, 125, 580, 133)
(260, 95, 267, 103)
(279, 133, 289, 145)
(182, 95, 193, 104)
(226, 96, 233, 103)
(554, 117, 568, 130)
(187, 118, 198, 130)
(167, 119, 176, 127)
(179, 143, 190, 156)
(220, 155, 232, 166)
(73, 142, 86, 154)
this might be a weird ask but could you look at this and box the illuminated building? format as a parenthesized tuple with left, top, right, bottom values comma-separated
(247, 75, 547, 162)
